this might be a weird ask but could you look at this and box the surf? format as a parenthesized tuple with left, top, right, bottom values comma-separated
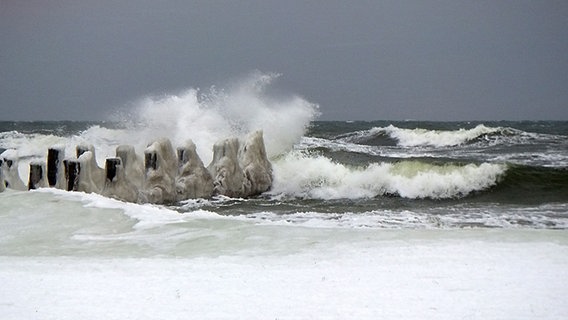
(333, 123, 563, 148)
(270, 151, 506, 200)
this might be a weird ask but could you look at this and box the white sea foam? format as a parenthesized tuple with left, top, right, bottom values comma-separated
(298, 136, 380, 154)
(239, 203, 568, 230)
(270, 151, 506, 199)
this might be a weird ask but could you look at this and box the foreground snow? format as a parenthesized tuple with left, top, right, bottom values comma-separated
(1, 231, 567, 320)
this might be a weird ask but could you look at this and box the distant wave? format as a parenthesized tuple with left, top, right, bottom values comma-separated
(337, 124, 557, 148)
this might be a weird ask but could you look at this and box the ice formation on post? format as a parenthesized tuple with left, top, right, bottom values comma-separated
(239, 130, 273, 196)
(0, 149, 27, 191)
(76, 144, 105, 189)
(176, 140, 214, 200)
(0, 159, 5, 192)
(142, 138, 178, 204)
(47, 146, 66, 189)
(63, 151, 102, 193)
(116, 145, 144, 189)
(28, 161, 48, 190)
(208, 138, 249, 198)
(63, 159, 79, 191)
(102, 157, 139, 203)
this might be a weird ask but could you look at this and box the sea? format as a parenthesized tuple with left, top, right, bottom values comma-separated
(1, 82, 567, 319)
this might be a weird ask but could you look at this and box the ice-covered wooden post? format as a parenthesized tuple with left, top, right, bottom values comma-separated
(141, 138, 177, 204)
(28, 161, 48, 190)
(0, 149, 26, 190)
(102, 157, 139, 202)
(175, 139, 214, 200)
(47, 146, 66, 189)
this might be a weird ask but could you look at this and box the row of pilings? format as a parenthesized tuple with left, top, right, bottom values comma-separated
(0, 130, 273, 204)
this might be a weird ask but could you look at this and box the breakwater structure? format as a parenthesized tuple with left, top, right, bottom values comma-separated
(0, 130, 272, 204)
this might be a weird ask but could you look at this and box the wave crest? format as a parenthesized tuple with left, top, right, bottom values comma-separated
(337, 124, 556, 148)
(270, 152, 506, 200)
(382, 124, 503, 147)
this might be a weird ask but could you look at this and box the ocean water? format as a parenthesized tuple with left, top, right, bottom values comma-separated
(2, 119, 567, 232)
(1, 79, 567, 318)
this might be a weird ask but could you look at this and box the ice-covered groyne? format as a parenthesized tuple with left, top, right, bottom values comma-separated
(0, 130, 273, 204)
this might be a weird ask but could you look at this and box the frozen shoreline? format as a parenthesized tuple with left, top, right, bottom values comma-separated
(2, 231, 567, 320)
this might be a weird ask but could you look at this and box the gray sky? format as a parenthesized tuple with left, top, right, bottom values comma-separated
(1, 0, 567, 121)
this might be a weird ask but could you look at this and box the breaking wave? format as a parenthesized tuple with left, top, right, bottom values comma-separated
(113, 71, 319, 163)
(339, 124, 557, 148)
(270, 151, 506, 200)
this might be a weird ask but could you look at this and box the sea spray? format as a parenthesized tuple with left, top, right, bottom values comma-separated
(0, 73, 319, 183)
(114, 72, 319, 163)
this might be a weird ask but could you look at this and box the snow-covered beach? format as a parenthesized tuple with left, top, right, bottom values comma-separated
(2, 228, 566, 319)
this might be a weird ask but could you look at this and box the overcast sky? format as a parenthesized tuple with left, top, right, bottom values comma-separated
(1, 0, 567, 121)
